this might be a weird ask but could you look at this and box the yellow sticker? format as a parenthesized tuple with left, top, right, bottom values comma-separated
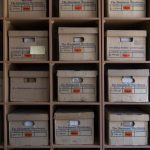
(30, 46, 46, 55)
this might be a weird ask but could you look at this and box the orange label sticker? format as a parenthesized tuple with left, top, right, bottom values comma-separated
(74, 48, 82, 53)
(23, 6, 31, 11)
(75, 5, 82, 11)
(71, 131, 78, 136)
(24, 132, 32, 137)
(125, 131, 132, 137)
(73, 88, 80, 93)
(24, 54, 32, 58)
(122, 53, 130, 58)
(123, 5, 131, 11)
(123, 88, 132, 93)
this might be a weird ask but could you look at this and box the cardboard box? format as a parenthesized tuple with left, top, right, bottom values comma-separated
(108, 69, 149, 102)
(10, 71, 49, 102)
(8, 109, 49, 146)
(0, 1, 3, 17)
(107, 0, 146, 18)
(59, 0, 97, 17)
(106, 30, 147, 61)
(0, 71, 3, 102)
(59, 27, 98, 61)
(54, 109, 94, 144)
(9, 31, 48, 61)
(106, 109, 149, 145)
(8, 0, 47, 18)
(57, 70, 97, 102)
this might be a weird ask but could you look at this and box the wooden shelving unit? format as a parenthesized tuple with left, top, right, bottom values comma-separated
(102, 0, 150, 150)
(2, 0, 150, 150)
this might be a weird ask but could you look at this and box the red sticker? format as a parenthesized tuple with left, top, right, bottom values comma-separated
(24, 54, 32, 58)
(71, 131, 78, 136)
(125, 131, 132, 137)
(75, 5, 82, 11)
(73, 88, 80, 93)
(23, 6, 31, 11)
(124, 88, 132, 93)
(24, 132, 32, 137)
(123, 5, 131, 11)
(74, 48, 82, 53)
(122, 53, 130, 58)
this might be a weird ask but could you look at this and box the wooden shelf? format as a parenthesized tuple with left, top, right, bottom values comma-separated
(7, 145, 51, 149)
(104, 102, 150, 106)
(53, 144, 101, 148)
(52, 61, 100, 64)
(8, 61, 50, 64)
(52, 17, 100, 21)
(6, 17, 50, 21)
(103, 61, 149, 64)
(53, 102, 100, 106)
(7, 102, 50, 105)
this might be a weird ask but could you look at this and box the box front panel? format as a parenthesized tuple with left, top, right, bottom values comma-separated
(9, 0, 47, 17)
(58, 77, 97, 102)
(9, 121, 48, 146)
(108, 76, 148, 102)
(59, 0, 97, 17)
(59, 34, 98, 60)
(107, 0, 146, 17)
(107, 36, 146, 61)
(55, 118, 94, 144)
(9, 36, 48, 61)
(109, 121, 148, 145)
(10, 77, 49, 101)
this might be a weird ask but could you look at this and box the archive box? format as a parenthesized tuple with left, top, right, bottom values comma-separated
(9, 31, 48, 61)
(106, 30, 147, 61)
(54, 109, 94, 144)
(0, 71, 3, 101)
(57, 70, 97, 102)
(106, 109, 149, 145)
(59, 27, 98, 61)
(107, 0, 146, 18)
(8, 109, 49, 146)
(8, 0, 47, 18)
(59, 0, 97, 17)
(108, 69, 149, 102)
(10, 71, 49, 102)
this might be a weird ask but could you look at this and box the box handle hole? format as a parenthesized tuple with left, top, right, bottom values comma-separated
(23, 121, 34, 127)
(23, 37, 35, 43)
(74, 37, 84, 43)
(120, 37, 133, 42)
(122, 76, 135, 84)
(24, 78, 36, 83)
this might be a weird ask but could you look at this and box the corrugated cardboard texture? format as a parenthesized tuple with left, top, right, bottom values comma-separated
(59, 0, 97, 17)
(57, 70, 97, 102)
(55, 109, 94, 144)
(107, 0, 146, 18)
(108, 69, 149, 102)
(106, 30, 146, 61)
(8, 0, 47, 18)
(9, 31, 48, 61)
(8, 110, 48, 146)
(10, 71, 49, 102)
(59, 27, 98, 61)
(106, 109, 149, 145)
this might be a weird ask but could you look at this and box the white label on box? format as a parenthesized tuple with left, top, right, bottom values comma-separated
(109, 0, 145, 11)
(9, 2, 46, 12)
(59, 83, 96, 94)
(60, 0, 96, 11)
(56, 126, 92, 136)
(30, 46, 46, 55)
(10, 127, 48, 138)
(60, 43, 96, 53)
(110, 83, 147, 94)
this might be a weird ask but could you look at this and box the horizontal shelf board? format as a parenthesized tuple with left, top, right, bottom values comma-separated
(52, 17, 99, 21)
(53, 102, 100, 105)
(104, 17, 150, 23)
(6, 17, 50, 21)
(8, 61, 50, 64)
(103, 61, 149, 64)
(7, 145, 50, 148)
(53, 144, 100, 148)
(104, 145, 150, 148)
(104, 102, 150, 105)
(52, 61, 100, 64)
(7, 102, 50, 105)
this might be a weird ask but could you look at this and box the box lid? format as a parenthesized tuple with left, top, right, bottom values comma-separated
(59, 27, 98, 34)
(9, 71, 49, 78)
(106, 30, 147, 37)
(8, 109, 48, 121)
(8, 31, 48, 37)
(108, 69, 149, 77)
(107, 109, 149, 121)
(54, 109, 94, 119)
(57, 70, 98, 77)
